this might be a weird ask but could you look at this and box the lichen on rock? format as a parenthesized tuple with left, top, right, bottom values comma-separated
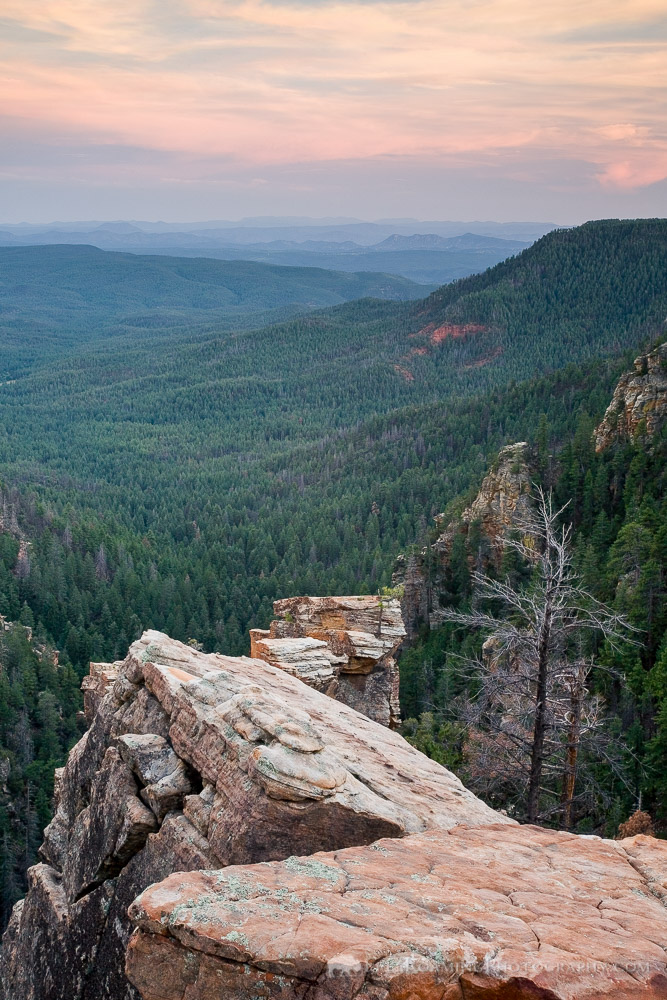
(126, 826, 667, 1000)
(4, 586, 666, 1000)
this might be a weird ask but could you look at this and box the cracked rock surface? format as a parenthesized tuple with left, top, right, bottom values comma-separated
(5, 613, 665, 1000)
(127, 826, 667, 1000)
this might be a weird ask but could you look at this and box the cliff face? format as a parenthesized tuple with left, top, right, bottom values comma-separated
(250, 595, 404, 728)
(1, 605, 506, 1000)
(395, 442, 535, 636)
(594, 341, 667, 452)
(396, 345, 667, 638)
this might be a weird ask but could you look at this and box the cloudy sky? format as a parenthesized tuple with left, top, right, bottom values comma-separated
(1, 0, 666, 222)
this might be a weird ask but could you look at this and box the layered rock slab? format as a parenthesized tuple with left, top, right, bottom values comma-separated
(127, 826, 667, 1000)
(1, 629, 506, 1000)
(251, 595, 406, 728)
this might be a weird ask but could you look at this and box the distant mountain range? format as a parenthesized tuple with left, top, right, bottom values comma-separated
(213, 232, 530, 255)
(0, 221, 541, 285)
(0, 226, 532, 255)
(0, 217, 556, 242)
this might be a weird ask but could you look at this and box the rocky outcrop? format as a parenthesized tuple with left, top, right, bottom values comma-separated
(6, 594, 666, 1000)
(127, 825, 667, 1000)
(81, 659, 124, 719)
(594, 341, 667, 452)
(1, 623, 506, 1000)
(443, 442, 534, 557)
(0, 614, 58, 664)
(250, 595, 405, 728)
(395, 442, 535, 636)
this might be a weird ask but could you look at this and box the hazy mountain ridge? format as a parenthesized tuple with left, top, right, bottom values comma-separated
(0, 220, 546, 285)
(0, 228, 528, 255)
(0, 217, 556, 243)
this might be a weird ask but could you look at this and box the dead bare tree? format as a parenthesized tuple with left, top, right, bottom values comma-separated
(441, 488, 638, 824)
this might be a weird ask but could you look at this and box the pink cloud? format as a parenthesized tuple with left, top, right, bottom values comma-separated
(596, 157, 667, 189)
(1, 0, 666, 192)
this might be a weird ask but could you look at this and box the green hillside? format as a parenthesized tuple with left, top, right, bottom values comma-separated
(146, 244, 529, 285)
(415, 218, 667, 346)
(0, 221, 664, 643)
(270, 217, 667, 395)
(0, 245, 428, 373)
(0, 221, 667, 636)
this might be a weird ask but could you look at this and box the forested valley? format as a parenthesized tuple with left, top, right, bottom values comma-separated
(0, 218, 665, 920)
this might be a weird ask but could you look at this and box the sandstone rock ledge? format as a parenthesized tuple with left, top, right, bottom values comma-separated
(0, 624, 506, 1000)
(4, 613, 667, 1000)
(127, 826, 667, 1000)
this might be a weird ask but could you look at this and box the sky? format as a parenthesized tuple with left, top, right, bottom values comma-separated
(1, 0, 666, 223)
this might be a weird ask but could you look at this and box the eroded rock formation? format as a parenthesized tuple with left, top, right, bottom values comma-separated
(395, 442, 535, 636)
(127, 825, 667, 1000)
(1, 617, 506, 1000)
(594, 341, 667, 452)
(250, 595, 405, 728)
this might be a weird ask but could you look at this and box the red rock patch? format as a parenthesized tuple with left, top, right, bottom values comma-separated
(463, 346, 503, 369)
(427, 322, 489, 344)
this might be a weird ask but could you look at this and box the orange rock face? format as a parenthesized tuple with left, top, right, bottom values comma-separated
(127, 826, 667, 1000)
(415, 322, 490, 345)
